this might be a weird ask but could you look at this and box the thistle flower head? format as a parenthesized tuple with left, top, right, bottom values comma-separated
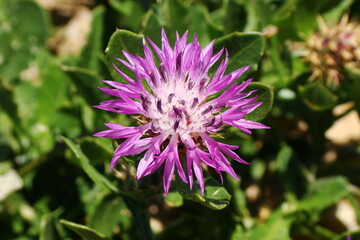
(94, 29, 269, 194)
(304, 14, 360, 85)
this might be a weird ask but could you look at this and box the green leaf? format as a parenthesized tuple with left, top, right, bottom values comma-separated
(293, 0, 354, 38)
(231, 225, 245, 240)
(13, 81, 38, 122)
(39, 214, 62, 240)
(164, 191, 184, 207)
(242, 213, 292, 240)
(298, 176, 350, 212)
(13, 49, 70, 136)
(0, 0, 48, 82)
(275, 144, 293, 174)
(334, 231, 360, 240)
(223, 0, 247, 33)
(78, 137, 114, 166)
(62, 137, 119, 194)
(105, 29, 143, 83)
(226, 175, 250, 219)
(88, 195, 129, 238)
(299, 83, 338, 111)
(175, 171, 231, 210)
(78, 6, 105, 73)
(60, 65, 103, 105)
(293, 0, 333, 37)
(49, 109, 82, 138)
(275, 144, 298, 200)
(150, 0, 221, 45)
(60, 219, 110, 240)
(244, 82, 274, 122)
(28, 122, 54, 154)
(34, 51, 70, 116)
(12, 72, 56, 154)
(250, 160, 266, 181)
(0, 84, 21, 126)
(121, 195, 154, 240)
(185, 4, 213, 45)
(345, 67, 360, 81)
(108, 0, 146, 30)
(323, 0, 354, 23)
(213, 32, 266, 75)
(140, 10, 163, 47)
(162, 0, 188, 37)
(56, 65, 107, 132)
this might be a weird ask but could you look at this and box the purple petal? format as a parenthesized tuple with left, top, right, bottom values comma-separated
(136, 133, 168, 178)
(193, 156, 204, 194)
(163, 157, 175, 195)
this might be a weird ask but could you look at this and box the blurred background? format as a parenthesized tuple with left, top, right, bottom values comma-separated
(0, 0, 359, 239)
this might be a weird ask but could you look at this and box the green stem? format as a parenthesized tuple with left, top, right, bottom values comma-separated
(226, 175, 251, 221)
(122, 195, 154, 240)
(313, 225, 338, 239)
(18, 155, 47, 177)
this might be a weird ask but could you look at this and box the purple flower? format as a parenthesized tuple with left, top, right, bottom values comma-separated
(94, 29, 269, 194)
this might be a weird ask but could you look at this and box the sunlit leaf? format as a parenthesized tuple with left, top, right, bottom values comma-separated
(213, 32, 266, 75)
(299, 83, 338, 111)
(298, 176, 350, 212)
(223, 0, 247, 33)
(88, 195, 130, 238)
(39, 214, 62, 240)
(0, 0, 48, 82)
(62, 137, 119, 194)
(78, 6, 105, 72)
(175, 171, 231, 210)
(60, 65, 103, 105)
(60, 219, 110, 240)
(164, 191, 184, 207)
(244, 82, 274, 122)
(105, 29, 143, 83)
(140, 10, 163, 46)
(242, 213, 292, 240)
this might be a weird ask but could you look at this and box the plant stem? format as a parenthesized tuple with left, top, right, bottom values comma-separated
(122, 195, 154, 240)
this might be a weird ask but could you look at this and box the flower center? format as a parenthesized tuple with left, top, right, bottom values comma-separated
(141, 81, 220, 135)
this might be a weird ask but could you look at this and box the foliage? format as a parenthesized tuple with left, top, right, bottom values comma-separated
(0, 0, 359, 240)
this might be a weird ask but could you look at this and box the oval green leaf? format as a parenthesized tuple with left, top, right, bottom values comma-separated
(299, 83, 338, 111)
(60, 219, 110, 240)
(244, 82, 274, 122)
(62, 137, 119, 194)
(243, 213, 292, 240)
(88, 195, 130, 238)
(105, 29, 143, 83)
(175, 171, 231, 210)
(213, 32, 266, 75)
(164, 191, 184, 207)
(39, 214, 62, 240)
(298, 176, 350, 212)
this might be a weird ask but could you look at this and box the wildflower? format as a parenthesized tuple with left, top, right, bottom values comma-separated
(94, 29, 269, 194)
(304, 14, 360, 86)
